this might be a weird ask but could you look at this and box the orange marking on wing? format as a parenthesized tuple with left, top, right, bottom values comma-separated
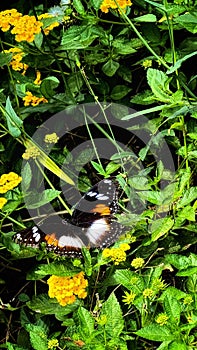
(45, 233, 59, 246)
(91, 204, 111, 215)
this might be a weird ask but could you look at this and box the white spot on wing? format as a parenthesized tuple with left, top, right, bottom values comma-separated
(58, 235, 84, 248)
(85, 218, 109, 245)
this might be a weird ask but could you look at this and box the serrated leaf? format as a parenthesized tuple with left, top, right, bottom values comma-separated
(135, 324, 174, 341)
(28, 325, 48, 350)
(25, 189, 61, 209)
(102, 60, 119, 77)
(101, 293, 124, 338)
(163, 295, 181, 325)
(78, 307, 95, 338)
(4, 97, 23, 137)
(151, 217, 174, 241)
(147, 68, 172, 102)
(113, 270, 144, 293)
(40, 76, 59, 99)
(27, 294, 79, 315)
(35, 262, 79, 277)
(159, 286, 187, 301)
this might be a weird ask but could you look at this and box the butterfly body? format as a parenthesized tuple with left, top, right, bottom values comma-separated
(14, 179, 123, 257)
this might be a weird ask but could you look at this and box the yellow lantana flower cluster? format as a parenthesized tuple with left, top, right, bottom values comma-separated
(0, 197, 7, 210)
(22, 146, 41, 160)
(0, 9, 22, 32)
(0, 9, 60, 43)
(100, 0, 132, 13)
(47, 272, 88, 307)
(0, 172, 22, 194)
(23, 91, 48, 107)
(44, 133, 59, 144)
(4, 47, 28, 73)
(102, 243, 130, 265)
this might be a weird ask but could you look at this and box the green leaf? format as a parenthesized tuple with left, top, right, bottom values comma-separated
(4, 97, 23, 137)
(0, 52, 12, 66)
(177, 187, 197, 208)
(73, 0, 85, 14)
(105, 162, 121, 175)
(129, 176, 150, 190)
(159, 286, 187, 301)
(112, 39, 137, 55)
(102, 60, 120, 77)
(21, 162, 32, 192)
(78, 307, 95, 338)
(61, 25, 103, 49)
(135, 324, 175, 341)
(40, 76, 60, 99)
(113, 270, 144, 293)
(28, 325, 48, 350)
(163, 295, 181, 325)
(134, 14, 157, 22)
(167, 51, 197, 74)
(150, 217, 174, 241)
(168, 341, 187, 350)
(110, 85, 131, 100)
(33, 262, 79, 278)
(27, 294, 79, 316)
(175, 13, 197, 34)
(90, 0, 103, 10)
(178, 205, 196, 221)
(25, 189, 61, 209)
(91, 161, 105, 175)
(147, 68, 172, 102)
(101, 293, 124, 338)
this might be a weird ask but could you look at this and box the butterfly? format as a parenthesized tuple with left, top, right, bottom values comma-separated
(14, 179, 123, 257)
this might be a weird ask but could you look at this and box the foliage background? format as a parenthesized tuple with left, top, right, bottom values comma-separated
(0, 0, 197, 349)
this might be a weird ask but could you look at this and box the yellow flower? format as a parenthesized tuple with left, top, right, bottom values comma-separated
(34, 70, 42, 85)
(22, 91, 48, 107)
(183, 295, 193, 305)
(22, 146, 41, 160)
(143, 288, 154, 299)
(142, 59, 152, 68)
(156, 313, 169, 326)
(152, 278, 166, 291)
(102, 243, 130, 265)
(11, 15, 43, 42)
(131, 257, 145, 269)
(4, 47, 28, 73)
(0, 197, 7, 209)
(0, 9, 22, 32)
(0, 172, 22, 194)
(47, 272, 88, 307)
(122, 291, 136, 306)
(48, 339, 59, 349)
(100, 0, 132, 13)
(44, 133, 59, 144)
